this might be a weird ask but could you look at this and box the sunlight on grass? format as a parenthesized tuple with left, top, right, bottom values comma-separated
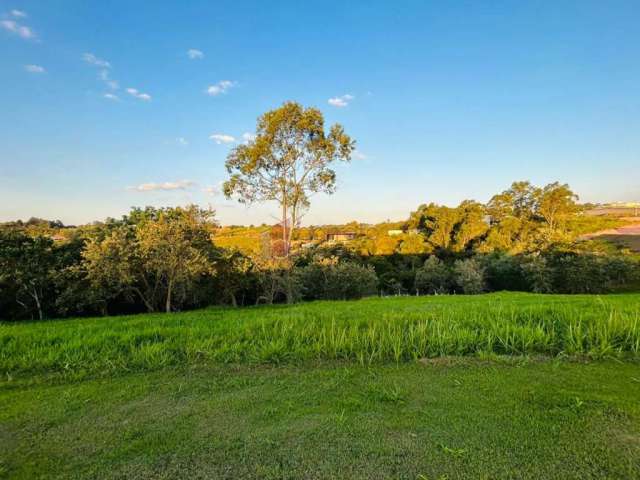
(1, 293, 639, 380)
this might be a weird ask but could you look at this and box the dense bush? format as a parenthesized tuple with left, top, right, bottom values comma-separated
(297, 261, 378, 300)
(452, 258, 487, 294)
(414, 256, 451, 294)
(549, 253, 640, 294)
(482, 252, 528, 292)
(520, 255, 554, 293)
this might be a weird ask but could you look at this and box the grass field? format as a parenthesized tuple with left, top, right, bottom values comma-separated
(1, 293, 639, 380)
(2, 293, 640, 478)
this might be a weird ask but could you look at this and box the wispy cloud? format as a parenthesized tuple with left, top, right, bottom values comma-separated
(209, 133, 236, 144)
(104, 93, 119, 101)
(177, 137, 189, 146)
(24, 64, 45, 73)
(1, 19, 35, 39)
(129, 180, 195, 192)
(83, 54, 121, 96)
(206, 80, 236, 96)
(202, 186, 218, 196)
(83, 53, 111, 68)
(99, 69, 118, 89)
(11, 9, 27, 18)
(353, 150, 367, 160)
(187, 49, 204, 59)
(328, 94, 354, 108)
(126, 87, 152, 101)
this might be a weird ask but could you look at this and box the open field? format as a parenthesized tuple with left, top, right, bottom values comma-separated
(2, 293, 640, 380)
(2, 360, 640, 479)
(2, 293, 640, 479)
(581, 222, 640, 252)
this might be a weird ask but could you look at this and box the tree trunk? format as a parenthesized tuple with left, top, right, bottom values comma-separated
(31, 288, 43, 320)
(284, 270, 293, 304)
(165, 278, 173, 313)
(133, 287, 155, 312)
(288, 202, 297, 257)
(282, 196, 288, 257)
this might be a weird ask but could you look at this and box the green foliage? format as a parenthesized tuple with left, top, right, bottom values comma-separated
(481, 252, 528, 292)
(82, 206, 219, 313)
(520, 255, 554, 293)
(223, 101, 354, 255)
(452, 258, 486, 294)
(549, 253, 640, 294)
(0, 231, 55, 320)
(297, 260, 378, 300)
(414, 256, 451, 294)
(409, 201, 488, 253)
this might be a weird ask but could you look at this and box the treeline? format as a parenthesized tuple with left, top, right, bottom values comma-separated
(1, 181, 639, 321)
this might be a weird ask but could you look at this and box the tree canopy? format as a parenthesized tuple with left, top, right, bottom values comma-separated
(223, 101, 354, 256)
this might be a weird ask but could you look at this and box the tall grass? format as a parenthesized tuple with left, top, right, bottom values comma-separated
(1, 293, 639, 379)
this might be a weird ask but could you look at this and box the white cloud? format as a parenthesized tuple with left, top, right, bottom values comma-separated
(209, 133, 235, 144)
(85, 62, 120, 94)
(130, 180, 195, 192)
(187, 49, 204, 59)
(83, 53, 111, 68)
(24, 64, 45, 73)
(177, 137, 189, 146)
(328, 94, 354, 108)
(242, 132, 256, 143)
(206, 80, 235, 96)
(104, 93, 119, 101)
(99, 69, 119, 89)
(202, 186, 218, 196)
(126, 87, 152, 101)
(11, 9, 27, 18)
(353, 150, 367, 160)
(1, 19, 35, 39)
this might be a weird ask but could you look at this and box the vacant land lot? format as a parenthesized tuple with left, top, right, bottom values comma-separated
(2, 293, 640, 479)
(581, 222, 640, 252)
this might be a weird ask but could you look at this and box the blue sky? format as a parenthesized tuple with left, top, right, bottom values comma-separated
(1, 0, 639, 226)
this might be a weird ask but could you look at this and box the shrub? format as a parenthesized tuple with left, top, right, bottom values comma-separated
(297, 261, 378, 300)
(550, 253, 639, 294)
(482, 252, 528, 291)
(452, 258, 486, 294)
(520, 255, 554, 293)
(414, 256, 451, 294)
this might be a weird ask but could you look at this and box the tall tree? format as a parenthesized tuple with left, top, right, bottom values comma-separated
(536, 182, 578, 232)
(0, 231, 54, 320)
(223, 101, 355, 256)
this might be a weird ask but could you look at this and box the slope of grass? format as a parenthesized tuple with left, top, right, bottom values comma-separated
(1, 360, 639, 479)
(1, 293, 639, 381)
(2, 294, 640, 478)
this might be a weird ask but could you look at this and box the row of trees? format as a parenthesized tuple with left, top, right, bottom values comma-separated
(1, 205, 638, 321)
(406, 181, 580, 255)
(1, 102, 638, 320)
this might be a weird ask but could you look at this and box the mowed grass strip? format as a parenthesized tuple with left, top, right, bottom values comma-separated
(1, 293, 639, 379)
(1, 361, 639, 479)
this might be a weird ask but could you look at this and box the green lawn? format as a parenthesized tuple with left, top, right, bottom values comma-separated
(2, 361, 640, 479)
(2, 293, 640, 478)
